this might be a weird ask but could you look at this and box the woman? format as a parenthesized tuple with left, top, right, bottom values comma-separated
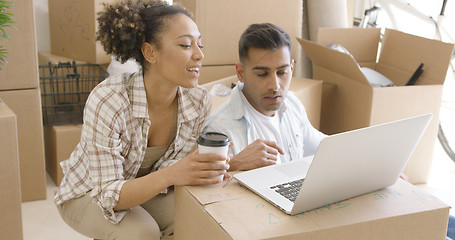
(54, 1, 229, 239)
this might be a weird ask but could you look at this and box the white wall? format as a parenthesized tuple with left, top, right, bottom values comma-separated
(353, 0, 455, 42)
(33, 0, 50, 52)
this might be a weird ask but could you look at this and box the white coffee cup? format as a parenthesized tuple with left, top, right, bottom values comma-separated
(197, 132, 230, 181)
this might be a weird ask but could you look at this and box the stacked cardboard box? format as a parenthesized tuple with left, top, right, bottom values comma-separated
(298, 28, 455, 184)
(0, 100, 23, 239)
(48, 0, 111, 64)
(44, 124, 83, 186)
(49, 0, 303, 82)
(198, 65, 237, 86)
(0, 0, 47, 202)
(174, 0, 303, 84)
(38, 51, 90, 66)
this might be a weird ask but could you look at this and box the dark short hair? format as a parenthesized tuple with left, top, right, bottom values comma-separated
(238, 23, 291, 63)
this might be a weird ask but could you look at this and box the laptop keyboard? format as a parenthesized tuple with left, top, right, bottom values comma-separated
(270, 178, 304, 203)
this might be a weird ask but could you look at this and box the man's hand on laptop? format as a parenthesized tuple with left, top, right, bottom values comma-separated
(229, 139, 284, 171)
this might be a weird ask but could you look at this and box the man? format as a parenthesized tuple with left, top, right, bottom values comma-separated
(205, 23, 455, 240)
(204, 23, 326, 171)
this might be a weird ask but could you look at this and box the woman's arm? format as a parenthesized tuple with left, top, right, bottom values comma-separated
(114, 151, 229, 210)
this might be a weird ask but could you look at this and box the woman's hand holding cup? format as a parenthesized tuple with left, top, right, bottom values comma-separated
(197, 132, 231, 182)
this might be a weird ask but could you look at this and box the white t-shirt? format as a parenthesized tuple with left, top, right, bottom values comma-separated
(240, 92, 290, 164)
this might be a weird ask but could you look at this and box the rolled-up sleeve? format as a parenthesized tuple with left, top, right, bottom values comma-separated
(84, 86, 129, 223)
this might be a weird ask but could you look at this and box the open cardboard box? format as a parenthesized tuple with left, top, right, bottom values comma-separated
(201, 75, 322, 129)
(297, 28, 454, 184)
(175, 178, 450, 240)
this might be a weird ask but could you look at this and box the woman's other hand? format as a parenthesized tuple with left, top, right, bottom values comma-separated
(165, 150, 230, 186)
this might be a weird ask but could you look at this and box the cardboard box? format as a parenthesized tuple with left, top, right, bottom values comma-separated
(44, 124, 82, 186)
(175, 179, 450, 240)
(49, 0, 111, 64)
(38, 51, 110, 70)
(175, 0, 302, 67)
(0, 0, 39, 90)
(297, 28, 454, 184)
(290, 77, 323, 129)
(0, 89, 47, 201)
(0, 100, 23, 240)
(199, 65, 236, 85)
(202, 75, 322, 129)
(200, 75, 237, 113)
(38, 51, 88, 66)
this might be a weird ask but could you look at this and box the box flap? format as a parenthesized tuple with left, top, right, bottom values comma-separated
(297, 38, 370, 86)
(379, 28, 454, 85)
(185, 180, 247, 206)
(175, 185, 233, 240)
(317, 28, 381, 64)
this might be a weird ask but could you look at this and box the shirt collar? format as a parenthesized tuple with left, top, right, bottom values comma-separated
(129, 72, 201, 123)
(230, 84, 246, 120)
(176, 87, 201, 123)
(230, 82, 287, 120)
(129, 72, 148, 119)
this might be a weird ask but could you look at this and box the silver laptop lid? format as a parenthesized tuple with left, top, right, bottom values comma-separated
(291, 113, 432, 214)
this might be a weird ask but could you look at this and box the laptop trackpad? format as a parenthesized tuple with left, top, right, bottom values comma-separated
(275, 160, 310, 178)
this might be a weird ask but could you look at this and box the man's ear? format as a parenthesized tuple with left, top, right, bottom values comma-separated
(141, 42, 157, 64)
(235, 63, 245, 83)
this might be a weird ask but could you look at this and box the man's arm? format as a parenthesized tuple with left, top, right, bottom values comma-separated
(204, 118, 284, 171)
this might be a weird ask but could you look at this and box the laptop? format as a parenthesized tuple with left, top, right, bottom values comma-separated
(234, 113, 432, 215)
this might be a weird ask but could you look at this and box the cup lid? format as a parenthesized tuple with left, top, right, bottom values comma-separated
(197, 132, 230, 147)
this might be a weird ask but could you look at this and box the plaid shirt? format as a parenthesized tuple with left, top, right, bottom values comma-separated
(54, 72, 210, 224)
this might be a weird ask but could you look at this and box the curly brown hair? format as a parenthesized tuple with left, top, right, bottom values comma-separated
(96, 0, 192, 66)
